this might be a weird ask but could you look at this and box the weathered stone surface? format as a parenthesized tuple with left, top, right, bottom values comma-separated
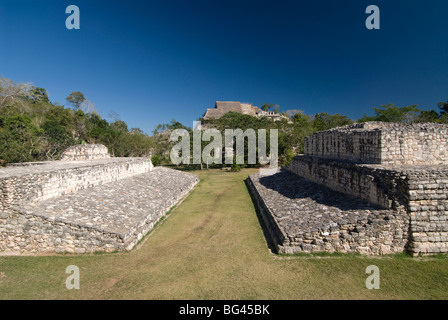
(0, 157, 153, 211)
(0, 146, 198, 255)
(305, 122, 448, 165)
(0, 167, 198, 254)
(252, 122, 448, 256)
(247, 169, 409, 255)
(60, 144, 110, 161)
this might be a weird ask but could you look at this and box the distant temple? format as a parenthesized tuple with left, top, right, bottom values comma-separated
(203, 101, 290, 122)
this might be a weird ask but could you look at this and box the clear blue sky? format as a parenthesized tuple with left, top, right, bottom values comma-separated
(1, 0, 447, 134)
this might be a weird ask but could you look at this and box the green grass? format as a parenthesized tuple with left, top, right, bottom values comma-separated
(0, 168, 447, 300)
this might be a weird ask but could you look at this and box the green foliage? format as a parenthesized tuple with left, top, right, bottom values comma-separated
(199, 109, 357, 168)
(3, 77, 445, 170)
(153, 119, 188, 135)
(374, 104, 421, 123)
(30, 87, 49, 104)
(292, 111, 311, 126)
(231, 163, 246, 172)
(441, 113, 448, 124)
(313, 112, 353, 131)
(41, 120, 74, 159)
(438, 101, 448, 115)
(151, 154, 162, 166)
(65, 91, 85, 110)
(359, 103, 422, 123)
(358, 101, 448, 124)
(0, 113, 42, 164)
(414, 110, 441, 123)
(0, 77, 155, 166)
(284, 148, 296, 166)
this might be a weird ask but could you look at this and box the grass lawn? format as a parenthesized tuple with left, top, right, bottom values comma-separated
(0, 168, 447, 300)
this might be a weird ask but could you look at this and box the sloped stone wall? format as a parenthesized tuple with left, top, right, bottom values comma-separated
(0, 168, 199, 254)
(305, 122, 448, 165)
(288, 155, 406, 210)
(288, 156, 448, 255)
(0, 158, 153, 210)
(247, 171, 410, 255)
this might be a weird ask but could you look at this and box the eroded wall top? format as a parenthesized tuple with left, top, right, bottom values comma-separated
(60, 144, 110, 161)
(304, 122, 448, 165)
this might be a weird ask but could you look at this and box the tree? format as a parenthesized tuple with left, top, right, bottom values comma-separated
(438, 100, 448, 115)
(261, 103, 271, 112)
(0, 77, 33, 109)
(441, 113, 448, 124)
(41, 120, 74, 159)
(0, 113, 43, 163)
(313, 112, 353, 131)
(292, 111, 311, 127)
(65, 91, 85, 110)
(30, 87, 50, 104)
(0, 77, 159, 166)
(79, 99, 97, 114)
(362, 104, 421, 123)
(261, 103, 280, 113)
(273, 105, 280, 114)
(414, 110, 440, 123)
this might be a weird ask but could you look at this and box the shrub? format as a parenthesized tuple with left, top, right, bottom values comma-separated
(151, 154, 162, 166)
(231, 163, 246, 172)
(284, 148, 296, 166)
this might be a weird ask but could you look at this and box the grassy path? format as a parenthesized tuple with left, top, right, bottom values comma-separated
(0, 168, 447, 299)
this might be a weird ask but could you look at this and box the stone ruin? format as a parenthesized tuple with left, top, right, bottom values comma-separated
(0, 144, 199, 254)
(247, 122, 448, 256)
(60, 143, 110, 161)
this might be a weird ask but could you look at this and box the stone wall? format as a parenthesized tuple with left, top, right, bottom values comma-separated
(288, 155, 448, 255)
(0, 210, 129, 253)
(406, 169, 448, 254)
(305, 122, 448, 165)
(0, 164, 198, 254)
(0, 142, 204, 255)
(0, 167, 198, 254)
(247, 171, 410, 255)
(288, 155, 406, 210)
(60, 144, 111, 161)
(0, 158, 152, 211)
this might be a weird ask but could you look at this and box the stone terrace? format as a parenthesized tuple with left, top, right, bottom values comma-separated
(248, 122, 448, 256)
(248, 170, 409, 255)
(2, 167, 198, 254)
(0, 158, 153, 210)
(0, 144, 199, 254)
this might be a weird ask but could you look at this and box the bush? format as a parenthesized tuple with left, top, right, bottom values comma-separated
(230, 163, 246, 172)
(151, 154, 162, 166)
(284, 148, 296, 166)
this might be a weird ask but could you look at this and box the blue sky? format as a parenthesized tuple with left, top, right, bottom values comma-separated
(1, 0, 447, 134)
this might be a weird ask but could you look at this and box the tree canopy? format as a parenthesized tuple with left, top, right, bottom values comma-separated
(1, 77, 447, 168)
(0, 77, 155, 165)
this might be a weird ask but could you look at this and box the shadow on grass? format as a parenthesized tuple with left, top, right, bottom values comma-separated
(161, 164, 199, 171)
